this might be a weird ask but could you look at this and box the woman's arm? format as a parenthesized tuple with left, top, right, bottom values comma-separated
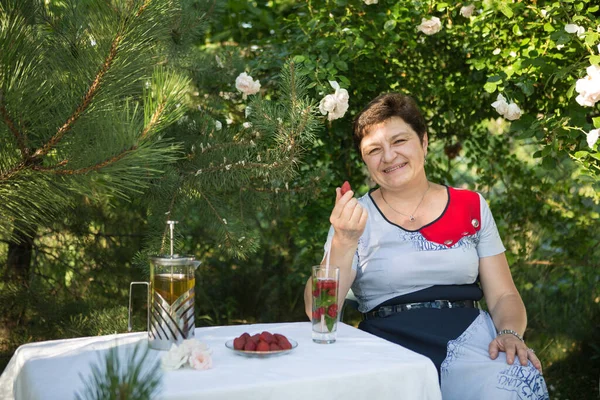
(303, 187, 367, 319)
(479, 253, 542, 372)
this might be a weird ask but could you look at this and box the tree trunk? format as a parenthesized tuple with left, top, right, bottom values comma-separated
(5, 225, 36, 285)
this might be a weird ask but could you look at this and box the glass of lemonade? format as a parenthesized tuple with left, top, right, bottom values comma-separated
(311, 265, 340, 344)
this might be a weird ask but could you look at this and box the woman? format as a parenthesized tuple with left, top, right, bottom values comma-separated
(304, 93, 549, 399)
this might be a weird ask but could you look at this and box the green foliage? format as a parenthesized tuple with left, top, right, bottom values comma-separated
(201, 0, 600, 396)
(1, 1, 599, 398)
(0, 0, 189, 241)
(76, 342, 162, 400)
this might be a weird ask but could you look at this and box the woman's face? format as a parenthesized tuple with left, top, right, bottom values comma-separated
(360, 117, 428, 190)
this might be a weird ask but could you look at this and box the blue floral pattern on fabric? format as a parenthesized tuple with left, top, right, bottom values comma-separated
(399, 230, 480, 252)
(441, 311, 485, 375)
(496, 365, 550, 400)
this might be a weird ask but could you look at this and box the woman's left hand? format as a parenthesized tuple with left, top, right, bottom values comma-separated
(488, 335, 543, 374)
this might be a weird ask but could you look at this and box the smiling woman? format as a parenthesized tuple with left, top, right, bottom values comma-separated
(304, 93, 549, 400)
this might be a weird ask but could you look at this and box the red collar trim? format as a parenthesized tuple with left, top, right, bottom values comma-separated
(419, 187, 481, 247)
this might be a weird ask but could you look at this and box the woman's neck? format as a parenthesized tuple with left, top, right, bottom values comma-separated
(379, 178, 431, 202)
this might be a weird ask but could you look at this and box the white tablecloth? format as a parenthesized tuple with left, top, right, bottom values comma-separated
(0, 322, 442, 400)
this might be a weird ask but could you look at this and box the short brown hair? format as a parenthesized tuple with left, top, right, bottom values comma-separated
(352, 93, 427, 154)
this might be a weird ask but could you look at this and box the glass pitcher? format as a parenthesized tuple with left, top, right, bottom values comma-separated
(128, 254, 201, 350)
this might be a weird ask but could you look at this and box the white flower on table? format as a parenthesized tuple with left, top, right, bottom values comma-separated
(575, 64, 600, 107)
(162, 339, 212, 371)
(189, 349, 213, 370)
(162, 343, 189, 371)
(460, 5, 475, 18)
(587, 129, 599, 148)
(235, 72, 261, 99)
(417, 17, 442, 35)
(319, 81, 350, 121)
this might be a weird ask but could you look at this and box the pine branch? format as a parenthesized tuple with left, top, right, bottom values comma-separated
(30, 0, 152, 161)
(76, 341, 162, 400)
(31, 33, 122, 160)
(195, 186, 235, 248)
(141, 102, 165, 139)
(29, 77, 175, 175)
(32, 146, 136, 175)
(0, 97, 28, 157)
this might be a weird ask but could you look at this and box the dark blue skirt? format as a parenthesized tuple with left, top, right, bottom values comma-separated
(358, 284, 483, 376)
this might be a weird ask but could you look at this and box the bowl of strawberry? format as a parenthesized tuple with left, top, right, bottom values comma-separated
(225, 331, 298, 358)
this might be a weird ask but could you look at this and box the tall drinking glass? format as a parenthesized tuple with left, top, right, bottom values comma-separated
(311, 265, 340, 344)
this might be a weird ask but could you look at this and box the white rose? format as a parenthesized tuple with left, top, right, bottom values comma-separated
(564, 24, 585, 37)
(363, 0, 378, 4)
(189, 349, 213, 370)
(575, 65, 600, 107)
(460, 5, 475, 18)
(335, 87, 350, 104)
(235, 72, 261, 99)
(328, 99, 349, 121)
(319, 81, 350, 121)
(504, 103, 522, 121)
(161, 344, 188, 371)
(417, 17, 442, 35)
(319, 94, 337, 115)
(491, 94, 509, 116)
(586, 129, 599, 148)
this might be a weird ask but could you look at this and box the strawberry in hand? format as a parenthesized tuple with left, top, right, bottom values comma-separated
(341, 181, 351, 196)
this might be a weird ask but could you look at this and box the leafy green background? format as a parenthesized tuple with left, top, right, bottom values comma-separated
(1, 0, 599, 398)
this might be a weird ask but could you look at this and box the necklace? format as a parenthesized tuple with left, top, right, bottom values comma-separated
(380, 182, 431, 222)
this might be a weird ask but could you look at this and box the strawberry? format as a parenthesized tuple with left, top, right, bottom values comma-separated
(244, 340, 257, 351)
(328, 288, 337, 297)
(259, 331, 275, 344)
(240, 332, 251, 341)
(341, 181, 351, 195)
(256, 340, 270, 352)
(269, 343, 282, 351)
(273, 333, 287, 343)
(250, 333, 260, 343)
(233, 336, 246, 350)
(312, 288, 321, 297)
(327, 304, 338, 318)
(323, 279, 337, 290)
(275, 334, 292, 350)
(312, 306, 325, 320)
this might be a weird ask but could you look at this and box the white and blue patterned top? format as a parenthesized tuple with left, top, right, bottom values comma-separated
(323, 186, 506, 312)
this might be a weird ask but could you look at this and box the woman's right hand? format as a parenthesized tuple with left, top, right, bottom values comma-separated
(330, 187, 368, 245)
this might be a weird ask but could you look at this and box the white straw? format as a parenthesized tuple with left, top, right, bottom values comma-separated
(325, 232, 332, 270)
